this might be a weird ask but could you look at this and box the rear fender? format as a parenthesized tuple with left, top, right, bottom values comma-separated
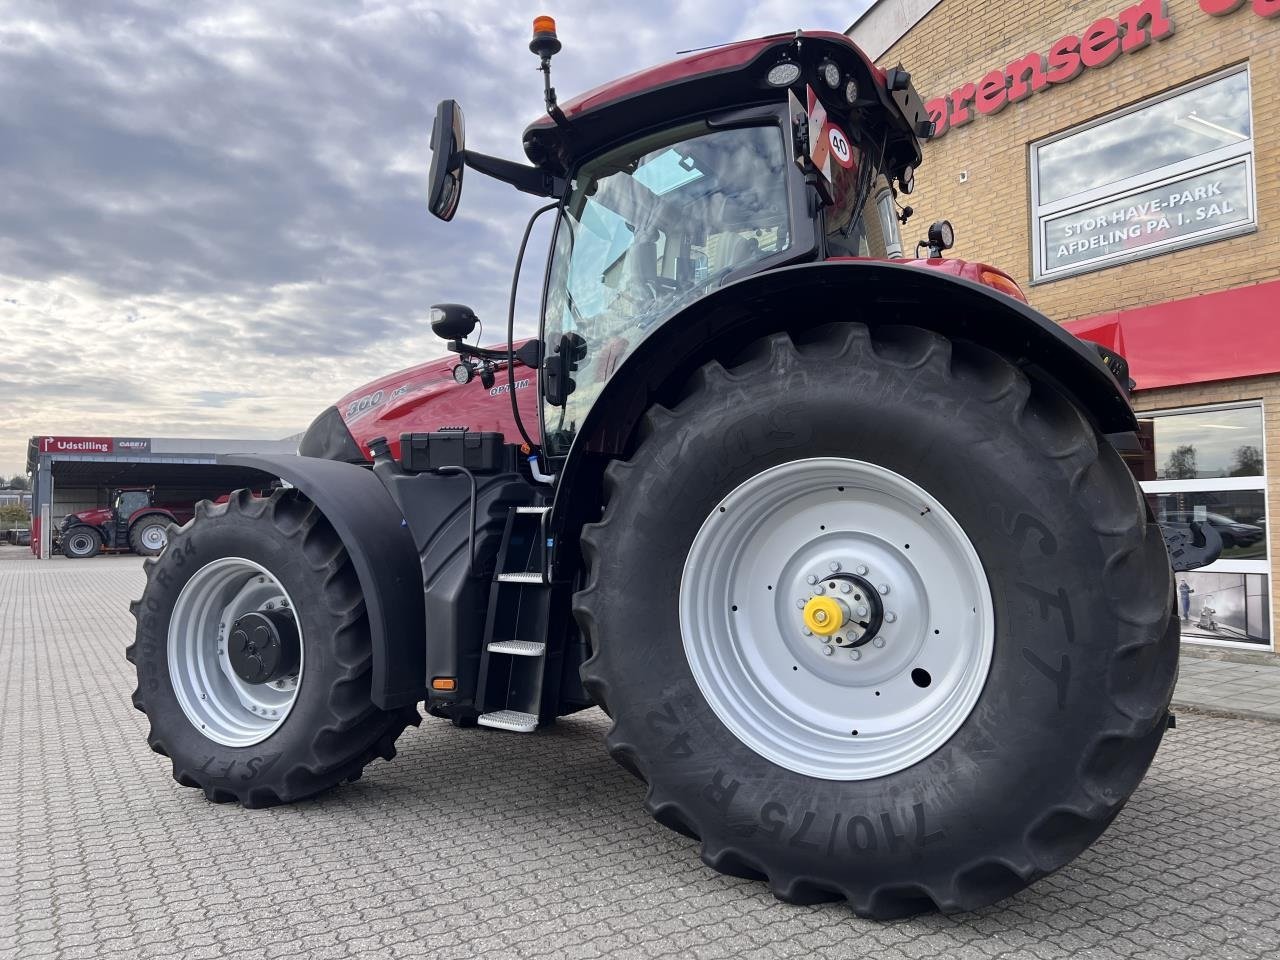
(551, 259, 1136, 543)
(220, 454, 426, 709)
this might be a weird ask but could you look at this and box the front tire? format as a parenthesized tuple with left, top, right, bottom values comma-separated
(127, 489, 420, 807)
(62, 527, 101, 558)
(575, 324, 1175, 916)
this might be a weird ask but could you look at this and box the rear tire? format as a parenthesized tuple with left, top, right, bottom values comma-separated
(129, 515, 170, 556)
(575, 324, 1175, 916)
(127, 489, 420, 807)
(62, 527, 101, 558)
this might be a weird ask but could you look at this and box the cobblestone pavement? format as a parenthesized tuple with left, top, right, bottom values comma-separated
(3, 549, 1280, 960)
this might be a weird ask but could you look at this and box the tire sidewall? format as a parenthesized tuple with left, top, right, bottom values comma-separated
(586, 336, 1174, 894)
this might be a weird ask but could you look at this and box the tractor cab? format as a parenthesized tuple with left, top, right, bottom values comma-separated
(425, 23, 934, 465)
(111, 487, 153, 537)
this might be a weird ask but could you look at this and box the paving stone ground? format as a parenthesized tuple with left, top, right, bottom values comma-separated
(3, 548, 1280, 960)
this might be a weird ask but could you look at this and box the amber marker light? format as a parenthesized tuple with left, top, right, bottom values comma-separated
(431, 677, 458, 692)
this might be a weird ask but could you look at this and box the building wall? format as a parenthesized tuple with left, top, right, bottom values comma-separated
(879, 0, 1279, 324)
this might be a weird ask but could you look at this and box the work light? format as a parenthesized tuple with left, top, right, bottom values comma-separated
(766, 62, 801, 87)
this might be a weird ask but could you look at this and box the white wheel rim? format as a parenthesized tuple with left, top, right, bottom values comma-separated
(679, 457, 994, 781)
(168, 557, 304, 747)
(67, 533, 93, 555)
(141, 524, 168, 551)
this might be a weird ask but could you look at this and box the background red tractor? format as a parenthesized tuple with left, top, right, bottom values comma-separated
(128, 20, 1218, 916)
(58, 486, 192, 558)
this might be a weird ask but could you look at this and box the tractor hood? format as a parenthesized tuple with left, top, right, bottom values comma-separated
(300, 342, 541, 464)
(65, 507, 111, 527)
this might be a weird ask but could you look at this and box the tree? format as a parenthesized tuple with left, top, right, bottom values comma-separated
(0, 504, 29, 525)
(1230, 445, 1263, 477)
(6, 475, 29, 490)
(1163, 445, 1198, 480)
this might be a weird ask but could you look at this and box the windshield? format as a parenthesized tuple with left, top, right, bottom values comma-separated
(541, 122, 792, 458)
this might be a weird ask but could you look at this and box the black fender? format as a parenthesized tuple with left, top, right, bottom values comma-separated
(551, 259, 1136, 543)
(220, 453, 426, 710)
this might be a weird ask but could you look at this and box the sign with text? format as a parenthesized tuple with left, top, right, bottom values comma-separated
(1041, 160, 1253, 275)
(39, 436, 113, 455)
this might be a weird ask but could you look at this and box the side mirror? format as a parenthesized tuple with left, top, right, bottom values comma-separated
(428, 100, 466, 221)
(543, 332, 587, 407)
(430, 303, 478, 341)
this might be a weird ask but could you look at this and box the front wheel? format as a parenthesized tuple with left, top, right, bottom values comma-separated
(62, 527, 101, 558)
(575, 324, 1176, 916)
(127, 489, 419, 807)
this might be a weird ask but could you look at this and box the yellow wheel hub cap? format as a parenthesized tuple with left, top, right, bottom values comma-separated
(803, 595, 847, 637)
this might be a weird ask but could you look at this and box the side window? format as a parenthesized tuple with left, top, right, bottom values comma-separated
(118, 491, 150, 516)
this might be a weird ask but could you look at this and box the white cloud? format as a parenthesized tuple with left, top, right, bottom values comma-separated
(0, 0, 871, 474)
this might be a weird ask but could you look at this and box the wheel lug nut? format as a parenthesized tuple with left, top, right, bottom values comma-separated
(814, 586, 825, 595)
(855, 564, 868, 576)
(849, 650, 861, 661)
(877, 584, 889, 595)
(839, 583, 852, 594)
(885, 612, 897, 623)
(828, 561, 841, 572)
(855, 605, 869, 618)
(806, 575, 818, 585)
(873, 637, 886, 648)
(802, 627, 812, 636)
(796, 599, 806, 609)
(822, 646, 834, 656)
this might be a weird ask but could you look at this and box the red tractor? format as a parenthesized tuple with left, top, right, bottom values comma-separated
(59, 486, 192, 558)
(128, 22, 1219, 915)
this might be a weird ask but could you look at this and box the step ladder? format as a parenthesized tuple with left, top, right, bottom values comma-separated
(476, 505, 561, 733)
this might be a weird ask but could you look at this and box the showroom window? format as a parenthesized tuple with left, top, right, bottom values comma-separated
(1139, 401, 1270, 647)
(1031, 67, 1256, 282)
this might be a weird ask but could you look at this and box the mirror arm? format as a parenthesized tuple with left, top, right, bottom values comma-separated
(462, 150, 565, 198)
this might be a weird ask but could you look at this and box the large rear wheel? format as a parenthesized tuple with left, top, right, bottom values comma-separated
(575, 324, 1176, 916)
(127, 489, 419, 807)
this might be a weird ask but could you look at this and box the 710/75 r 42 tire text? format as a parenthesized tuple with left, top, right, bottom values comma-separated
(126, 489, 419, 807)
(574, 323, 1176, 917)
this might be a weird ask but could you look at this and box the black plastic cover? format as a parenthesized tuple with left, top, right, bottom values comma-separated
(298, 404, 368, 463)
(219, 453, 427, 709)
(400, 431, 507, 473)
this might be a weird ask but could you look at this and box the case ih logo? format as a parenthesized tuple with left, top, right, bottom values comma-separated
(925, 0, 1275, 140)
(40, 436, 113, 454)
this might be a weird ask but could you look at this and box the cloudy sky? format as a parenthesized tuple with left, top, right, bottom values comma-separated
(0, 0, 870, 476)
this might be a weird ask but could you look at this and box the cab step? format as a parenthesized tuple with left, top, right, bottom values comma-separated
(486, 640, 545, 657)
(496, 571, 544, 584)
(477, 710, 539, 733)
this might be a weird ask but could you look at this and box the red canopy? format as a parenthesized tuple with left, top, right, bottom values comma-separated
(1064, 279, 1280, 391)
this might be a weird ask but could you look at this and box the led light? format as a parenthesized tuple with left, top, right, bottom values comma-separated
(820, 59, 841, 89)
(901, 164, 915, 195)
(766, 62, 801, 87)
(452, 363, 473, 385)
(844, 79, 858, 103)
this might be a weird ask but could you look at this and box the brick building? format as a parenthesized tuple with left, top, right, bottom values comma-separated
(851, 0, 1280, 651)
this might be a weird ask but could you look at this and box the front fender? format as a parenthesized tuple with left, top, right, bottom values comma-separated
(551, 259, 1135, 536)
(220, 453, 426, 710)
